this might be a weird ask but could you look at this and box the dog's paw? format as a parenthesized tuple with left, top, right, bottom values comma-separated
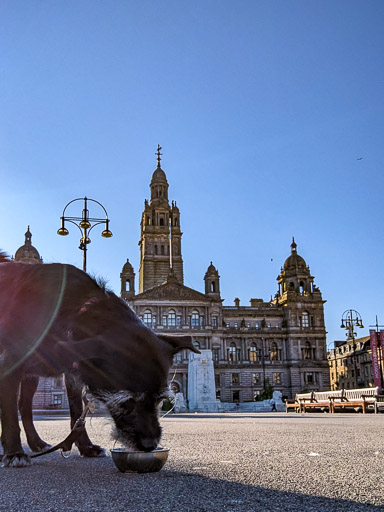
(80, 444, 107, 458)
(31, 442, 53, 453)
(1, 452, 31, 468)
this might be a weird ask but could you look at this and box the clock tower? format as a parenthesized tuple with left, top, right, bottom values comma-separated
(138, 146, 184, 292)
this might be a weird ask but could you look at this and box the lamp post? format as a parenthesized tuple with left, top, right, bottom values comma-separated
(340, 309, 364, 389)
(57, 197, 112, 272)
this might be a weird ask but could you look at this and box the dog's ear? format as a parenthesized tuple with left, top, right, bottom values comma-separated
(157, 335, 201, 355)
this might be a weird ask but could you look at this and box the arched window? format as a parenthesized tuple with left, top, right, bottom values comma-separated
(270, 342, 278, 361)
(161, 245, 165, 255)
(168, 310, 176, 327)
(229, 343, 237, 362)
(191, 310, 199, 328)
(143, 310, 152, 327)
(210, 281, 216, 292)
(174, 217, 178, 226)
(302, 311, 310, 328)
(299, 281, 305, 294)
(249, 343, 258, 362)
(159, 217, 164, 226)
(125, 279, 131, 292)
(154, 245, 158, 255)
(303, 341, 311, 360)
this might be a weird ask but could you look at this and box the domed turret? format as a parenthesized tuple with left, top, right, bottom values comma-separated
(150, 144, 169, 203)
(120, 259, 135, 300)
(275, 238, 317, 301)
(283, 238, 307, 271)
(151, 167, 167, 184)
(204, 262, 221, 299)
(14, 227, 42, 264)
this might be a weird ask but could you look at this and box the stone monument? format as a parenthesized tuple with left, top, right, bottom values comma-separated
(173, 392, 187, 413)
(188, 349, 220, 412)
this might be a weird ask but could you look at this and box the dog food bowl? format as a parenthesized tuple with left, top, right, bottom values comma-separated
(110, 448, 169, 473)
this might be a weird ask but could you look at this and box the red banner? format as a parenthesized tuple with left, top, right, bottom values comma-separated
(380, 331, 384, 389)
(370, 330, 381, 388)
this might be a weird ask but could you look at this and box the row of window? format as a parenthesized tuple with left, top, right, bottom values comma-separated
(143, 310, 215, 328)
(280, 280, 314, 294)
(216, 341, 315, 362)
(150, 244, 179, 256)
(172, 341, 316, 363)
(216, 372, 282, 386)
(142, 311, 314, 331)
(224, 343, 282, 362)
(145, 210, 179, 226)
(226, 321, 279, 329)
(331, 366, 373, 382)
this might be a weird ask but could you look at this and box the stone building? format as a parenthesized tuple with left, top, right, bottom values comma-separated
(122, 150, 330, 403)
(328, 336, 383, 390)
(13, 228, 69, 411)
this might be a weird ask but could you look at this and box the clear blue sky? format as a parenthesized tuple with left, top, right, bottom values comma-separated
(1, 1, 383, 346)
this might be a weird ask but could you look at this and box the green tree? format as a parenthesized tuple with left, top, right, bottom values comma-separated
(260, 378, 274, 400)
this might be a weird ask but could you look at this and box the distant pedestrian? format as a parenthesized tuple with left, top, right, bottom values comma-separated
(270, 399, 277, 412)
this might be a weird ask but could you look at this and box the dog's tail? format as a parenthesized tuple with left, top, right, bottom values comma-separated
(0, 250, 10, 262)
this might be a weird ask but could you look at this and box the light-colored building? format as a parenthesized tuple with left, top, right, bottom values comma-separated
(122, 151, 330, 403)
(328, 336, 383, 390)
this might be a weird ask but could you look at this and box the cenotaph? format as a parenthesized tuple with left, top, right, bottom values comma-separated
(187, 349, 220, 412)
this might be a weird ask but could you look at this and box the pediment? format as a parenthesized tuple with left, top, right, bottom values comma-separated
(135, 281, 208, 302)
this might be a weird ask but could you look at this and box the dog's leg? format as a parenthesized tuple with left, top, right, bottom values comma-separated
(64, 372, 106, 457)
(19, 375, 52, 452)
(0, 373, 30, 467)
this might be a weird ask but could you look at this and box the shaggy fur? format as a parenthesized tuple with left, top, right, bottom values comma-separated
(0, 261, 199, 467)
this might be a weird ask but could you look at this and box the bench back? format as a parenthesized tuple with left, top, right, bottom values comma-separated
(313, 390, 341, 402)
(296, 392, 312, 402)
(295, 387, 379, 403)
(344, 387, 379, 401)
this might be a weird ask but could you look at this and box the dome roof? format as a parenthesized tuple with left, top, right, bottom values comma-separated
(283, 238, 307, 271)
(151, 167, 167, 184)
(14, 227, 42, 264)
(121, 258, 134, 274)
(205, 261, 219, 278)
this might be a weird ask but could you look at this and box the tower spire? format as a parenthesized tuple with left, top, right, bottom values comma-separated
(155, 144, 162, 168)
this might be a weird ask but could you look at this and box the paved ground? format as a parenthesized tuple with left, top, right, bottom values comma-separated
(1, 412, 384, 512)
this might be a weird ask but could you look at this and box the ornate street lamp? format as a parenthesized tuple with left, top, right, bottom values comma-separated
(57, 197, 112, 272)
(340, 309, 364, 389)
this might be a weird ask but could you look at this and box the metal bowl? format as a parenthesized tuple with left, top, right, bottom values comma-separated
(110, 448, 169, 473)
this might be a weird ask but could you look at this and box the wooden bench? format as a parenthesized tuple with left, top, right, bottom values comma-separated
(285, 392, 313, 413)
(285, 399, 300, 413)
(330, 387, 380, 414)
(286, 387, 384, 414)
(374, 394, 384, 414)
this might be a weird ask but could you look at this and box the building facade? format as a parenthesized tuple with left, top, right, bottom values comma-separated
(328, 336, 383, 390)
(122, 152, 330, 402)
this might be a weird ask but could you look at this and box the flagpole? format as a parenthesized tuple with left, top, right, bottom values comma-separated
(169, 216, 173, 270)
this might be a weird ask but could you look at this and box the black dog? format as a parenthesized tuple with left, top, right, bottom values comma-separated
(0, 258, 199, 467)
